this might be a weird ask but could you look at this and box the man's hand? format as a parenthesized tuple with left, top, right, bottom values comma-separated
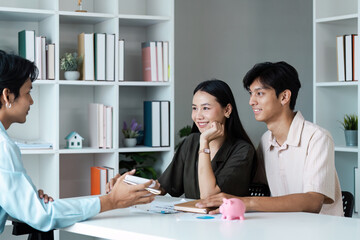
(100, 170, 155, 212)
(38, 189, 54, 204)
(106, 169, 136, 193)
(195, 192, 234, 214)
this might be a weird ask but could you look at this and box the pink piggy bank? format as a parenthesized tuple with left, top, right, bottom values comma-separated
(219, 198, 246, 220)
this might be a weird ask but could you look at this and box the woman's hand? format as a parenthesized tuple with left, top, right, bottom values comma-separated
(200, 121, 225, 145)
(38, 189, 54, 204)
(195, 192, 234, 214)
(106, 169, 135, 193)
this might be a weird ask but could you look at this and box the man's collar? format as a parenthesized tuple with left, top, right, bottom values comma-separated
(266, 111, 305, 150)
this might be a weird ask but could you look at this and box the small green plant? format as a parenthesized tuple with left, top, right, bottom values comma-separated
(60, 52, 81, 71)
(119, 152, 157, 179)
(339, 114, 358, 130)
(175, 125, 192, 150)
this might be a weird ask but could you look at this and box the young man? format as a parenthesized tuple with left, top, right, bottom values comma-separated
(197, 61, 343, 216)
(0, 50, 155, 234)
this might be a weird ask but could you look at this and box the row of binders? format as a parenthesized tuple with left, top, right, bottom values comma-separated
(78, 33, 124, 81)
(144, 101, 170, 147)
(88, 103, 113, 149)
(336, 34, 359, 81)
(142, 41, 170, 82)
(18, 30, 55, 80)
(90, 166, 114, 195)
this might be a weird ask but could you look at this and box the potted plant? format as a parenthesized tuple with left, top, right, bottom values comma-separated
(339, 114, 358, 146)
(175, 125, 192, 150)
(119, 152, 157, 179)
(122, 119, 141, 147)
(60, 52, 81, 80)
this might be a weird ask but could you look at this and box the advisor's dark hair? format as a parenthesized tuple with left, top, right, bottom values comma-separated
(191, 79, 254, 148)
(0, 50, 38, 108)
(243, 61, 301, 110)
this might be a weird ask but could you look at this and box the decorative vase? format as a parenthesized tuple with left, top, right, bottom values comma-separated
(123, 138, 137, 147)
(64, 71, 80, 80)
(344, 130, 358, 146)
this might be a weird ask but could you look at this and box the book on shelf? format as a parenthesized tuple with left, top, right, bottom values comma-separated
(144, 101, 161, 147)
(345, 35, 353, 81)
(336, 35, 346, 81)
(142, 42, 157, 82)
(41, 36, 46, 80)
(88, 103, 113, 148)
(160, 101, 170, 147)
(14, 139, 53, 150)
(118, 39, 125, 81)
(94, 33, 106, 81)
(106, 33, 115, 81)
(353, 35, 359, 81)
(163, 41, 169, 82)
(103, 166, 114, 182)
(35, 36, 42, 79)
(18, 30, 35, 62)
(174, 200, 216, 214)
(156, 41, 163, 81)
(90, 166, 107, 195)
(78, 32, 95, 80)
(46, 43, 55, 80)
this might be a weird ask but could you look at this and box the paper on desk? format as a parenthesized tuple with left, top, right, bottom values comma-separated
(131, 197, 187, 214)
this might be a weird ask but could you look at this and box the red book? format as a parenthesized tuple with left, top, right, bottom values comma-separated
(142, 42, 157, 81)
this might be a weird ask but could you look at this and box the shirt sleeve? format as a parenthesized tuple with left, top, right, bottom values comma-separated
(0, 139, 100, 232)
(303, 129, 335, 204)
(215, 141, 255, 196)
(157, 136, 190, 197)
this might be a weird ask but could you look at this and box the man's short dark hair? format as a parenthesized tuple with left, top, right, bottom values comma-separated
(243, 61, 301, 110)
(0, 50, 38, 108)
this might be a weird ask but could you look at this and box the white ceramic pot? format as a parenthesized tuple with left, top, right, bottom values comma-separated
(64, 71, 80, 80)
(123, 138, 137, 147)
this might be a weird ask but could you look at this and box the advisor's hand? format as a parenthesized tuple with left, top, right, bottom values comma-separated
(38, 189, 54, 204)
(106, 169, 136, 193)
(195, 192, 233, 215)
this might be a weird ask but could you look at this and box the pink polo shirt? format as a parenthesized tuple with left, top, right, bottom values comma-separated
(256, 112, 343, 216)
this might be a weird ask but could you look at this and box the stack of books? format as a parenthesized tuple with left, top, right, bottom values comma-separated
(336, 34, 359, 81)
(18, 30, 55, 80)
(143, 101, 170, 147)
(78, 33, 124, 81)
(141, 41, 169, 82)
(88, 103, 113, 149)
(90, 166, 114, 195)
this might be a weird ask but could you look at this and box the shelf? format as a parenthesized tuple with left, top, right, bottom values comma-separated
(316, 81, 358, 87)
(118, 146, 171, 153)
(316, 14, 358, 23)
(118, 81, 171, 87)
(59, 11, 115, 24)
(59, 147, 115, 154)
(59, 80, 115, 86)
(0, 7, 54, 21)
(335, 146, 358, 153)
(21, 149, 55, 155)
(118, 14, 171, 26)
(33, 80, 57, 85)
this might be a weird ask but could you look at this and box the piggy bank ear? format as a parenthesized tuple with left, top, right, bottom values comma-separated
(229, 199, 234, 205)
(223, 198, 228, 203)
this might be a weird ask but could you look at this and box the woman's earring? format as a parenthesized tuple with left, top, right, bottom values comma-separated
(6, 103, 11, 109)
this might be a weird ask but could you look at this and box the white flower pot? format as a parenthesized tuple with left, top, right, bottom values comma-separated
(64, 71, 80, 80)
(123, 138, 137, 147)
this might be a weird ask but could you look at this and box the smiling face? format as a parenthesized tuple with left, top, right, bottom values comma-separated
(8, 78, 34, 124)
(248, 78, 283, 124)
(191, 90, 227, 133)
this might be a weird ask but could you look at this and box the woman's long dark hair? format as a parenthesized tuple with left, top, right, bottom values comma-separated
(191, 79, 254, 148)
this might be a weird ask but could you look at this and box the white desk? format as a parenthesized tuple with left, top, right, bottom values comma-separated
(62, 196, 360, 240)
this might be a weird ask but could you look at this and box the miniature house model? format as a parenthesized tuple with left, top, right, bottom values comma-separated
(65, 131, 84, 149)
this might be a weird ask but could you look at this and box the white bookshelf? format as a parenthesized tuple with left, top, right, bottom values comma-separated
(313, 0, 359, 216)
(0, 0, 174, 239)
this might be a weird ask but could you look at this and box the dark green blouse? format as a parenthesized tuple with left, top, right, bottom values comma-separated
(158, 133, 255, 199)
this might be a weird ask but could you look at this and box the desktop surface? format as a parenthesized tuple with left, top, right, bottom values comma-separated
(63, 196, 360, 240)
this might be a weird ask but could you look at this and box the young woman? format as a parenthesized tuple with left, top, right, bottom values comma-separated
(0, 50, 154, 234)
(157, 79, 256, 199)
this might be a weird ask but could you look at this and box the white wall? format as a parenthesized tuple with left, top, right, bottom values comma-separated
(174, 0, 313, 146)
